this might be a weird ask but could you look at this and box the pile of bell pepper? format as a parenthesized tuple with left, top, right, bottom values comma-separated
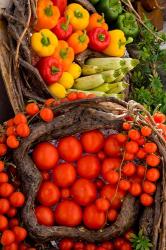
(31, 0, 133, 99)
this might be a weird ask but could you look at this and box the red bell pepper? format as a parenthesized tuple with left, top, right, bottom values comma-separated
(51, 0, 67, 16)
(88, 27, 110, 52)
(37, 57, 63, 85)
(52, 17, 73, 40)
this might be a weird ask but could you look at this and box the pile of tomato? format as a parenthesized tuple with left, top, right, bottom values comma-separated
(32, 116, 161, 229)
(58, 230, 134, 250)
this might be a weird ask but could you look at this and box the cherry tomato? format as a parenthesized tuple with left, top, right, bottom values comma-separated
(122, 162, 136, 177)
(32, 142, 59, 170)
(144, 142, 157, 154)
(119, 180, 131, 191)
(1, 230, 16, 246)
(153, 112, 166, 123)
(102, 158, 121, 176)
(146, 154, 160, 167)
(104, 137, 120, 157)
(0, 198, 10, 214)
(121, 242, 132, 250)
(77, 155, 101, 179)
(95, 198, 110, 212)
(53, 163, 76, 188)
(54, 200, 82, 227)
(80, 130, 104, 153)
(128, 129, 140, 141)
(140, 193, 153, 206)
(9, 192, 25, 207)
(85, 243, 96, 250)
(59, 239, 74, 250)
(35, 206, 54, 226)
(83, 204, 105, 229)
(37, 181, 60, 206)
(101, 242, 114, 250)
(103, 170, 119, 184)
(107, 208, 118, 222)
(71, 179, 97, 206)
(58, 136, 82, 162)
(142, 181, 156, 194)
(136, 165, 146, 178)
(13, 226, 27, 242)
(129, 183, 142, 197)
(74, 242, 84, 250)
(146, 168, 160, 182)
(0, 215, 8, 231)
(125, 141, 139, 154)
(114, 237, 126, 249)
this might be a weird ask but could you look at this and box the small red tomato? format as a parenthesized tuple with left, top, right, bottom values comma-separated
(71, 179, 97, 206)
(142, 181, 156, 194)
(58, 136, 82, 162)
(119, 179, 131, 191)
(95, 179, 105, 190)
(37, 181, 60, 206)
(129, 183, 142, 197)
(140, 193, 153, 206)
(103, 170, 119, 184)
(141, 126, 152, 137)
(153, 112, 166, 124)
(95, 198, 110, 212)
(59, 239, 74, 250)
(35, 206, 54, 226)
(77, 155, 101, 179)
(53, 163, 76, 188)
(102, 158, 121, 176)
(80, 130, 104, 153)
(123, 122, 132, 131)
(137, 165, 146, 178)
(122, 162, 136, 177)
(116, 133, 128, 144)
(97, 151, 106, 160)
(85, 243, 96, 250)
(83, 204, 106, 230)
(136, 149, 146, 159)
(146, 154, 160, 167)
(101, 242, 114, 250)
(32, 142, 59, 171)
(128, 129, 140, 141)
(74, 242, 84, 250)
(104, 137, 120, 157)
(125, 141, 139, 154)
(144, 142, 157, 154)
(54, 200, 82, 227)
(121, 242, 132, 250)
(107, 208, 118, 222)
(114, 237, 126, 249)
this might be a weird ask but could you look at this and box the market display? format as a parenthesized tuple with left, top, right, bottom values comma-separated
(0, 0, 166, 249)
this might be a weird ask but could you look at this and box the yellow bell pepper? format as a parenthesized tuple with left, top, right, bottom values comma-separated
(65, 3, 90, 31)
(31, 29, 58, 57)
(103, 30, 126, 57)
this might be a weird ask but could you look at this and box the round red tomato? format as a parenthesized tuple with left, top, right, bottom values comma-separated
(100, 185, 122, 209)
(104, 137, 121, 157)
(80, 130, 104, 153)
(102, 158, 121, 177)
(59, 239, 74, 250)
(54, 200, 82, 227)
(35, 206, 54, 226)
(83, 204, 105, 229)
(71, 179, 97, 206)
(37, 181, 60, 206)
(32, 142, 58, 170)
(57, 136, 82, 162)
(53, 163, 76, 188)
(114, 237, 126, 249)
(77, 155, 101, 179)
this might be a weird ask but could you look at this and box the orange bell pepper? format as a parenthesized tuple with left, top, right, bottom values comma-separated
(35, 0, 60, 31)
(87, 13, 108, 32)
(53, 41, 74, 71)
(67, 31, 89, 55)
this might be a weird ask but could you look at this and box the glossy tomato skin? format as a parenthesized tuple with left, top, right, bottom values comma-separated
(32, 142, 58, 170)
(102, 158, 121, 177)
(37, 181, 60, 206)
(80, 130, 104, 153)
(54, 200, 82, 227)
(57, 136, 82, 162)
(53, 163, 76, 188)
(104, 137, 121, 157)
(77, 155, 101, 179)
(35, 206, 54, 226)
(59, 239, 74, 250)
(83, 204, 106, 230)
(100, 185, 122, 209)
(71, 179, 97, 206)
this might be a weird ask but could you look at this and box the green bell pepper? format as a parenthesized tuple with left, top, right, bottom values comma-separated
(117, 12, 139, 38)
(96, 0, 123, 21)
(89, 0, 100, 5)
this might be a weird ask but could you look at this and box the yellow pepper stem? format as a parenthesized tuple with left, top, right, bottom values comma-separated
(74, 9, 83, 18)
(119, 37, 133, 48)
(41, 33, 50, 46)
(44, 5, 53, 17)
(60, 48, 69, 59)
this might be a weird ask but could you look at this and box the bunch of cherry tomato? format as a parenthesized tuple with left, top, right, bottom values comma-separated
(58, 230, 134, 250)
(31, 115, 161, 229)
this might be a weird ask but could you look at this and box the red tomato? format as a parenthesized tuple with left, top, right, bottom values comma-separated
(61, 188, 70, 199)
(54, 200, 82, 227)
(74, 242, 84, 250)
(121, 242, 132, 250)
(53, 163, 76, 188)
(102, 158, 121, 177)
(114, 237, 126, 249)
(80, 130, 104, 153)
(101, 242, 114, 250)
(77, 155, 101, 179)
(32, 142, 59, 170)
(83, 204, 106, 229)
(104, 137, 120, 157)
(153, 112, 166, 123)
(107, 208, 118, 222)
(85, 243, 96, 250)
(35, 206, 54, 226)
(103, 170, 119, 184)
(100, 185, 122, 209)
(37, 181, 60, 206)
(95, 179, 105, 190)
(58, 136, 82, 162)
(95, 198, 110, 212)
(71, 179, 97, 206)
(59, 239, 74, 250)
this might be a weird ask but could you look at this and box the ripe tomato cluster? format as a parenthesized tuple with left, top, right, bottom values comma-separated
(32, 123, 160, 229)
(59, 230, 134, 250)
(0, 161, 32, 250)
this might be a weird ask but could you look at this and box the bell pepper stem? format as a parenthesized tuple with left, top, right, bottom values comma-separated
(98, 13, 104, 24)
(98, 33, 106, 42)
(60, 48, 69, 59)
(119, 37, 133, 47)
(61, 16, 70, 31)
(74, 9, 83, 18)
(51, 66, 60, 74)
(41, 33, 50, 46)
(79, 30, 87, 43)
(44, 5, 53, 16)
